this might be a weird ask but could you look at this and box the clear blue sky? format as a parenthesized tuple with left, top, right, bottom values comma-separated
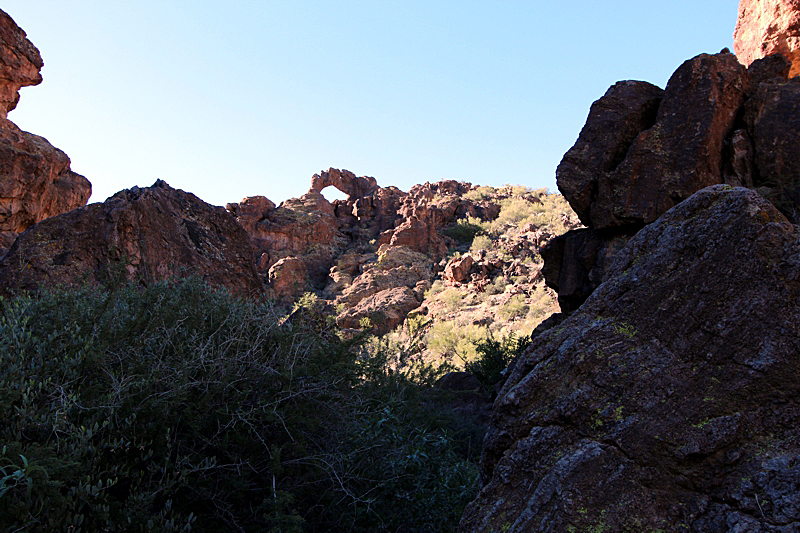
(4, 1, 737, 206)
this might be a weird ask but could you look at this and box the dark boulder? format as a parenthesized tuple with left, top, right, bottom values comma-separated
(459, 186, 800, 532)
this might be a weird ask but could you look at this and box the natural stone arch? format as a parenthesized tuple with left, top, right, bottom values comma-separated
(308, 168, 379, 201)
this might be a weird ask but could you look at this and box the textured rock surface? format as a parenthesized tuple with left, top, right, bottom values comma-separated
(744, 77, 800, 222)
(593, 52, 747, 228)
(336, 285, 421, 334)
(0, 181, 262, 296)
(735, 0, 800, 77)
(459, 186, 800, 532)
(308, 167, 378, 200)
(0, 10, 91, 255)
(0, 9, 42, 118)
(268, 256, 307, 301)
(556, 81, 663, 227)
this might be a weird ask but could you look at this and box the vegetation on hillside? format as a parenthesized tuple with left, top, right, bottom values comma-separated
(0, 278, 501, 532)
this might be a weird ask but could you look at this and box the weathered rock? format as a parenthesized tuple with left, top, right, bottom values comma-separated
(267, 256, 307, 301)
(592, 52, 747, 228)
(0, 11, 91, 256)
(734, 0, 800, 77)
(459, 185, 800, 532)
(336, 285, 421, 334)
(443, 254, 475, 284)
(744, 77, 800, 223)
(556, 80, 663, 226)
(336, 245, 432, 306)
(0, 180, 263, 296)
(0, 9, 42, 118)
(309, 167, 378, 200)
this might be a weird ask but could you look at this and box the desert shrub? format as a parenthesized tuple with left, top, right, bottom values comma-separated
(464, 334, 532, 393)
(424, 320, 490, 365)
(439, 288, 464, 311)
(442, 219, 485, 245)
(0, 278, 479, 532)
(462, 186, 495, 202)
(424, 279, 445, 299)
(470, 234, 493, 252)
(498, 293, 529, 321)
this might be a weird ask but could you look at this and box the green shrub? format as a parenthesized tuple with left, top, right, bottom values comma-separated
(0, 278, 479, 532)
(498, 294, 529, 321)
(470, 234, 493, 252)
(442, 220, 485, 245)
(464, 334, 532, 393)
(440, 288, 464, 311)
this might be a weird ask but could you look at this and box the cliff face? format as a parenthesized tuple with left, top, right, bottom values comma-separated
(458, 6, 800, 532)
(735, 0, 800, 76)
(0, 9, 91, 255)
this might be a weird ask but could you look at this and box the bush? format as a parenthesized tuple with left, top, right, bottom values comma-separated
(442, 220, 485, 245)
(464, 334, 532, 393)
(0, 278, 479, 532)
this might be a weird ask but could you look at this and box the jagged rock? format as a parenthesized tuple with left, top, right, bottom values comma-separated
(0, 180, 263, 296)
(443, 254, 474, 284)
(734, 0, 800, 77)
(0, 9, 42, 118)
(459, 185, 800, 532)
(308, 167, 378, 200)
(556, 80, 663, 226)
(592, 52, 747, 228)
(268, 256, 307, 300)
(336, 245, 432, 306)
(744, 77, 800, 222)
(335, 285, 421, 334)
(0, 10, 91, 255)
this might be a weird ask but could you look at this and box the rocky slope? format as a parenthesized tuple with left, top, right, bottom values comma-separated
(0, 9, 91, 255)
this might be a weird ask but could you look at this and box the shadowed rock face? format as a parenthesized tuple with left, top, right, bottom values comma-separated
(735, 0, 800, 77)
(459, 186, 800, 533)
(0, 9, 91, 255)
(0, 180, 263, 297)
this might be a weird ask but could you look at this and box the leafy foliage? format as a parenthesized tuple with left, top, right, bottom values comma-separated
(464, 334, 532, 393)
(0, 278, 479, 532)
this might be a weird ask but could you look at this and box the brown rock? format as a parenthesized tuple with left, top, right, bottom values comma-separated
(594, 53, 746, 228)
(460, 185, 800, 532)
(0, 9, 42, 118)
(0, 11, 91, 255)
(0, 180, 262, 296)
(308, 167, 378, 200)
(268, 256, 307, 301)
(734, 0, 800, 77)
(556, 80, 663, 226)
(744, 77, 800, 222)
(336, 285, 421, 334)
(443, 254, 474, 284)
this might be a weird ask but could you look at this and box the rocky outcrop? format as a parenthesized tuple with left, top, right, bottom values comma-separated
(336, 285, 421, 334)
(556, 80, 663, 227)
(0, 180, 262, 296)
(0, 9, 42, 118)
(545, 50, 800, 312)
(460, 185, 800, 532)
(744, 75, 800, 223)
(0, 10, 91, 255)
(308, 167, 378, 200)
(734, 0, 800, 77)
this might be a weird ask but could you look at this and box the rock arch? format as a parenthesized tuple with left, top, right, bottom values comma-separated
(308, 168, 379, 201)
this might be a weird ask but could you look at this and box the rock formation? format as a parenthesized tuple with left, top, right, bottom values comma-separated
(735, 0, 800, 77)
(0, 181, 263, 296)
(459, 185, 800, 532)
(0, 9, 91, 255)
(546, 49, 800, 312)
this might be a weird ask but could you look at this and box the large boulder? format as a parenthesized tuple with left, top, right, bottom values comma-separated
(336, 285, 421, 334)
(735, 0, 800, 77)
(593, 52, 747, 228)
(459, 186, 800, 532)
(744, 76, 800, 223)
(556, 80, 663, 227)
(0, 180, 263, 296)
(308, 167, 378, 200)
(0, 10, 91, 254)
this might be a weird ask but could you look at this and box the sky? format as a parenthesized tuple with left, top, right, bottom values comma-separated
(4, 1, 738, 207)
